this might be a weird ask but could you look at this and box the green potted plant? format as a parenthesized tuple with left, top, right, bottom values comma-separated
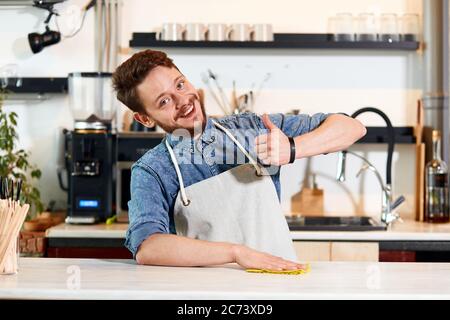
(0, 89, 44, 222)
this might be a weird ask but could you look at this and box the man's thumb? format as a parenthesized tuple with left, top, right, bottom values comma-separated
(262, 114, 277, 130)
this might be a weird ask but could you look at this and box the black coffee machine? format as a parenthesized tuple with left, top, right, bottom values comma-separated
(62, 120, 115, 224)
(60, 72, 116, 224)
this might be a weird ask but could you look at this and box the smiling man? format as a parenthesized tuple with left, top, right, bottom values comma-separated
(112, 49, 366, 271)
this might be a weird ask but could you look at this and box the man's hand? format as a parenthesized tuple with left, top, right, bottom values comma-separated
(136, 233, 306, 270)
(232, 244, 306, 271)
(254, 114, 292, 166)
(254, 113, 367, 165)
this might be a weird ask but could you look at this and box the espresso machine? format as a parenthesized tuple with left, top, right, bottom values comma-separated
(62, 72, 117, 224)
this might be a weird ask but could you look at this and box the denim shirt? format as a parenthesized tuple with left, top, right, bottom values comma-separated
(126, 111, 330, 257)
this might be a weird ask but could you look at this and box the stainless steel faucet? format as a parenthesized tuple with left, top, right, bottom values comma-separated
(336, 150, 405, 225)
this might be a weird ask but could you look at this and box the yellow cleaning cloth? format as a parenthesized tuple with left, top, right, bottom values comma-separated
(246, 264, 310, 275)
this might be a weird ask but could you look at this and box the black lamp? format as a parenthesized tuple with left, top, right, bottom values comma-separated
(25, 0, 94, 54)
(27, 0, 62, 54)
(28, 26, 61, 54)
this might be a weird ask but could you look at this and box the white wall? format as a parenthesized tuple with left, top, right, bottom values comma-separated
(0, 0, 422, 218)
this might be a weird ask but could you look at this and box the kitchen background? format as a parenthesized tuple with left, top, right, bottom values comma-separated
(0, 0, 424, 219)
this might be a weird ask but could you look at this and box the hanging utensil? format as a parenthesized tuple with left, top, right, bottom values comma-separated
(232, 80, 238, 113)
(236, 93, 249, 114)
(249, 90, 254, 111)
(201, 72, 229, 115)
(208, 69, 232, 114)
(243, 94, 249, 112)
(254, 72, 272, 102)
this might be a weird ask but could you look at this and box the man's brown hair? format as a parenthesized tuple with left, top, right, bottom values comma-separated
(112, 49, 177, 113)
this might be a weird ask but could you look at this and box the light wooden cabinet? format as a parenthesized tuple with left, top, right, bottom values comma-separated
(330, 242, 379, 262)
(293, 241, 331, 261)
(293, 241, 379, 262)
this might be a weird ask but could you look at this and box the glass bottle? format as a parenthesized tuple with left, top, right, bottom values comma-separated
(425, 130, 449, 223)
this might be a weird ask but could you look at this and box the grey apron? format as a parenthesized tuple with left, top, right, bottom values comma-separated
(165, 120, 297, 261)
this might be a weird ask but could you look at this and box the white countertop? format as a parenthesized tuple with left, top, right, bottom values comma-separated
(1, 258, 450, 299)
(46, 219, 450, 241)
(46, 223, 127, 239)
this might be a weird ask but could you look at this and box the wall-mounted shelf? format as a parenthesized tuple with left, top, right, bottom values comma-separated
(129, 33, 420, 50)
(357, 126, 415, 144)
(1, 77, 68, 94)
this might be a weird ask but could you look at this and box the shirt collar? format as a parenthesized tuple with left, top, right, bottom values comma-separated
(166, 117, 218, 148)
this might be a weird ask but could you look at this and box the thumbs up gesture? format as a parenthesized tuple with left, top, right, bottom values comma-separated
(254, 114, 293, 166)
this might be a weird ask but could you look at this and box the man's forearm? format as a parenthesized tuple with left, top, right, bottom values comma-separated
(294, 114, 366, 159)
(136, 233, 236, 266)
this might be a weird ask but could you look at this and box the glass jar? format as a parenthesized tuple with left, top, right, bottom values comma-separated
(333, 13, 355, 41)
(356, 13, 378, 41)
(68, 72, 117, 122)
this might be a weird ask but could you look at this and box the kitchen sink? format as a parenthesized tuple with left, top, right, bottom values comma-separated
(285, 216, 387, 231)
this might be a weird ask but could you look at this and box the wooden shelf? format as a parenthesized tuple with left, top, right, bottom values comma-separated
(1, 77, 68, 94)
(357, 126, 415, 144)
(129, 32, 420, 50)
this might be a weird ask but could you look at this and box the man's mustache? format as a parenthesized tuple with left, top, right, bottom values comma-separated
(174, 93, 200, 120)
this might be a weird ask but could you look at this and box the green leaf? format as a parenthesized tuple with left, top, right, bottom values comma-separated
(31, 169, 42, 179)
(9, 112, 17, 126)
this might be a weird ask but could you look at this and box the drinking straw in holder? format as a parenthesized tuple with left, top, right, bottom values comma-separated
(0, 177, 29, 275)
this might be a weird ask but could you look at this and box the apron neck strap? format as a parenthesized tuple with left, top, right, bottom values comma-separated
(165, 120, 262, 206)
(165, 138, 191, 206)
(211, 120, 261, 175)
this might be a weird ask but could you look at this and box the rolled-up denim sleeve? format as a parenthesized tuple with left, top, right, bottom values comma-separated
(266, 112, 332, 137)
(125, 163, 170, 258)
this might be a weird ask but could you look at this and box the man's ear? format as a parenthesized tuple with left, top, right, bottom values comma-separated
(133, 112, 156, 128)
